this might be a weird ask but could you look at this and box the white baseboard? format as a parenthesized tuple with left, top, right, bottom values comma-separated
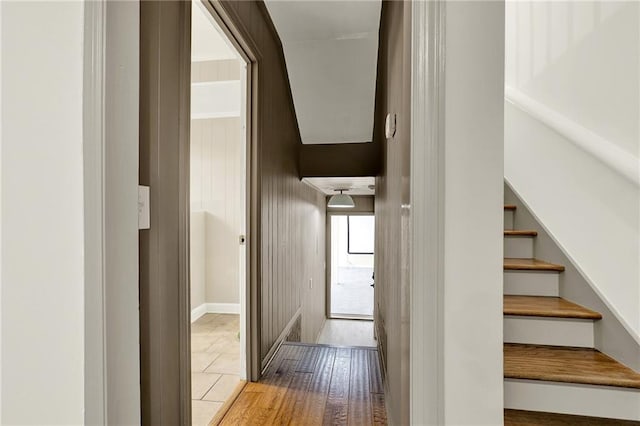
(191, 304, 208, 323)
(191, 303, 241, 323)
(207, 303, 240, 314)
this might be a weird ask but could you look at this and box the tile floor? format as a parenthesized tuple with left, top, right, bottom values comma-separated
(191, 313, 241, 426)
(316, 318, 377, 347)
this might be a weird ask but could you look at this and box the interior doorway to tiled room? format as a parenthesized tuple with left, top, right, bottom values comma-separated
(189, 1, 248, 424)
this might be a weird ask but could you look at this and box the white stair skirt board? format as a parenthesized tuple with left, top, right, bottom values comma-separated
(505, 379, 640, 421)
(504, 271, 559, 297)
(191, 303, 241, 323)
(504, 236, 534, 258)
(504, 210, 514, 230)
(504, 316, 594, 348)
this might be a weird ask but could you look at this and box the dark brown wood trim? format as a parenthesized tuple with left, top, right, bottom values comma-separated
(178, 3, 192, 423)
(300, 142, 382, 178)
(139, 2, 192, 424)
(204, 0, 264, 385)
(208, 1, 262, 62)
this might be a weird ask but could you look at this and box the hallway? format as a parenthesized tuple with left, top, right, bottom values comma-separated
(217, 343, 387, 425)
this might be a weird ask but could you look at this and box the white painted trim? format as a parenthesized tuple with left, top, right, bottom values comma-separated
(0, 2, 3, 420)
(410, 1, 446, 425)
(505, 379, 640, 421)
(503, 235, 534, 258)
(208, 302, 240, 314)
(504, 316, 595, 348)
(505, 86, 640, 187)
(83, 1, 107, 424)
(191, 303, 241, 323)
(191, 304, 208, 323)
(504, 271, 560, 297)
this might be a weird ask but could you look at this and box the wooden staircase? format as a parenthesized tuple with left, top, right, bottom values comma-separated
(502, 204, 640, 424)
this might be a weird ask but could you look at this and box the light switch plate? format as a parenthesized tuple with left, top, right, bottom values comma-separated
(385, 113, 396, 139)
(138, 185, 150, 230)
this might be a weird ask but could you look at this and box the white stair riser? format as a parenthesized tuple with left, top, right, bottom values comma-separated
(504, 236, 534, 258)
(504, 316, 594, 347)
(504, 210, 514, 230)
(504, 271, 559, 296)
(505, 379, 640, 421)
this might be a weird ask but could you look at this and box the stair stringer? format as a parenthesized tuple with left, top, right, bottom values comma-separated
(505, 181, 640, 371)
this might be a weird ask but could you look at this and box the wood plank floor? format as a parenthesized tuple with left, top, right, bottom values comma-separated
(217, 343, 387, 426)
(505, 409, 640, 425)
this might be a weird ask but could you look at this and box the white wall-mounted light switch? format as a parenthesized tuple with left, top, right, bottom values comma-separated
(385, 113, 397, 139)
(138, 185, 150, 230)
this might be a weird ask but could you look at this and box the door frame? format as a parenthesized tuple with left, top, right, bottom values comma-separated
(198, 0, 261, 383)
(325, 211, 376, 321)
(139, 1, 260, 424)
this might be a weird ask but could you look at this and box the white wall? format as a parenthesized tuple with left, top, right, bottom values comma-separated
(443, 2, 505, 424)
(191, 116, 244, 306)
(1, 2, 85, 423)
(264, 0, 381, 144)
(506, 1, 639, 157)
(505, 1, 640, 336)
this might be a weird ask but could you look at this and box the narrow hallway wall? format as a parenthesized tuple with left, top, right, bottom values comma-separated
(219, 1, 327, 364)
(372, 1, 412, 424)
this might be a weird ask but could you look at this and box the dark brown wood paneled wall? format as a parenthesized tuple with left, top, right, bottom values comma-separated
(372, 1, 412, 425)
(218, 1, 327, 365)
(139, 2, 191, 425)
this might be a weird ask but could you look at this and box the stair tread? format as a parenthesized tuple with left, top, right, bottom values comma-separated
(504, 343, 640, 389)
(505, 230, 538, 237)
(504, 258, 565, 272)
(505, 409, 640, 425)
(505, 204, 517, 211)
(504, 296, 602, 319)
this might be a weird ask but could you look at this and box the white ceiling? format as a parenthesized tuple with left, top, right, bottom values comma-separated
(191, 2, 238, 62)
(302, 177, 375, 196)
(264, 1, 381, 144)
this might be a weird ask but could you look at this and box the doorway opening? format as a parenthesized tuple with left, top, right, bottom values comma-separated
(189, 2, 248, 424)
(319, 211, 376, 348)
(329, 214, 375, 319)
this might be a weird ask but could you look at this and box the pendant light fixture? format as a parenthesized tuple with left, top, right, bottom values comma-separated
(327, 189, 355, 208)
